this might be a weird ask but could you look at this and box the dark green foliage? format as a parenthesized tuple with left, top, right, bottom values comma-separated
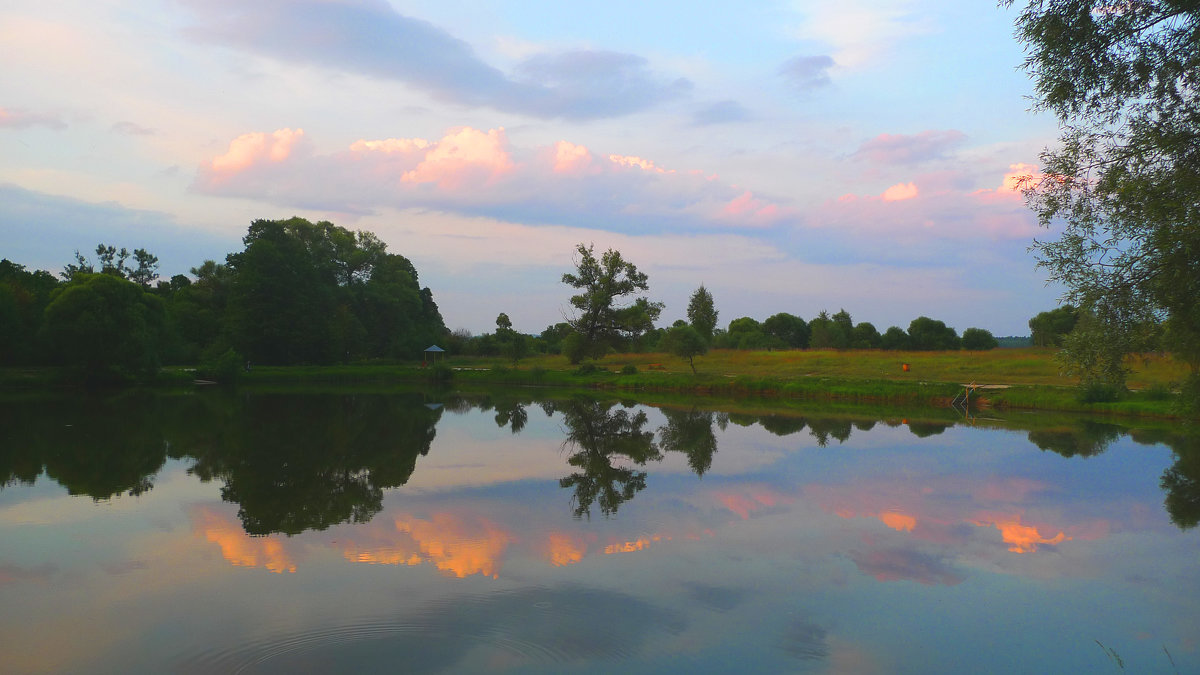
(621, 364, 639, 375)
(763, 312, 810, 348)
(1161, 433, 1200, 529)
(552, 397, 661, 518)
(1007, 1, 1200, 408)
(0, 259, 60, 365)
(1076, 381, 1125, 404)
(225, 218, 446, 365)
(660, 323, 708, 373)
(809, 311, 849, 349)
(574, 362, 603, 376)
(562, 244, 663, 359)
(658, 408, 718, 476)
(1029, 305, 1079, 347)
(962, 327, 999, 351)
(686, 285, 718, 342)
(42, 273, 166, 377)
(907, 316, 960, 351)
(851, 322, 882, 349)
(880, 326, 910, 350)
(198, 348, 244, 384)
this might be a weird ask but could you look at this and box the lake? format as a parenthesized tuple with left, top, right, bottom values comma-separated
(1, 388, 1197, 674)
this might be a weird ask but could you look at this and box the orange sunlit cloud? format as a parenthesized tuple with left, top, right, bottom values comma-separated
(209, 128, 304, 174)
(607, 153, 674, 173)
(193, 507, 296, 574)
(552, 140, 594, 174)
(395, 513, 512, 578)
(604, 534, 671, 555)
(881, 181, 919, 202)
(545, 531, 591, 566)
(831, 506, 920, 533)
(972, 514, 1070, 553)
(400, 126, 514, 189)
(877, 512, 917, 532)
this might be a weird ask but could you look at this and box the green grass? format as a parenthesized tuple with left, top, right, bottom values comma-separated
(2, 346, 1193, 418)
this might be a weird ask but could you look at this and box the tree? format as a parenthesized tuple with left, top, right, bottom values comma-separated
(129, 248, 159, 287)
(42, 273, 166, 377)
(880, 326, 910, 350)
(686, 285, 718, 342)
(660, 323, 708, 374)
(561, 243, 662, 361)
(962, 327, 999, 350)
(1006, 1, 1200, 404)
(851, 322, 882, 349)
(809, 311, 848, 349)
(763, 312, 810, 348)
(225, 218, 445, 365)
(1029, 305, 1080, 347)
(907, 316, 960, 351)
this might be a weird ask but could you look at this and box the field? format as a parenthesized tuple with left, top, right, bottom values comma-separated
(495, 347, 1188, 391)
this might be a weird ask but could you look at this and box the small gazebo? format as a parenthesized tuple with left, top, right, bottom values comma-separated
(422, 345, 445, 366)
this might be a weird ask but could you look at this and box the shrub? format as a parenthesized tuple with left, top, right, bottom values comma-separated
(1077, 382, 1124, 403)
(198, 348, 243, 384)
(426, 363, 454, 383)
(621, 364, 639, 375)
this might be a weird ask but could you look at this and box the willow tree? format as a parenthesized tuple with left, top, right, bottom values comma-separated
(1006, 1, 1199, 405)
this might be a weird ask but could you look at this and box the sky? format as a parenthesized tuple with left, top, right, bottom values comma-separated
(0, 0, 1069, 336)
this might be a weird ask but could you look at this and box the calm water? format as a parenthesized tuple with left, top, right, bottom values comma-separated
(1, 388, 1197, 674)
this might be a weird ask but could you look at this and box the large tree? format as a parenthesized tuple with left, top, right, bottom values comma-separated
(561, 243, 662, 361)
(1006, 1, 1199, 403)
(42, 273, 166, 376)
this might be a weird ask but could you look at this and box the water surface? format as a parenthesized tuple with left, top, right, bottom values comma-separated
(1, 389, 1197, 673)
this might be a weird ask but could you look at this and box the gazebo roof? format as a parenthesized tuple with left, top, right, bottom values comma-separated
(424, 345, 445, 352)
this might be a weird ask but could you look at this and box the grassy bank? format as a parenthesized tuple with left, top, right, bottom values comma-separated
(2, 347, 1192, 418)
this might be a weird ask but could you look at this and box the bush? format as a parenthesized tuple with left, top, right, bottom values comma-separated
(574, 363, 602, 376)
(198, 348, 243, 384)
(426, 363, 454, 383)
(621, 364, 639, 375)
(1077, 382, 1124, 403)
(1143, 383, 1173, 401)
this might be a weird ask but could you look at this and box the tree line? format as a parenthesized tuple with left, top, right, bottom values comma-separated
(0, 217, 446, 379)
(450, 243, 1002, 373)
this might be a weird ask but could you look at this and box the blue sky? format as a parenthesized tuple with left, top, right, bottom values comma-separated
(0, 0, 1066, 335)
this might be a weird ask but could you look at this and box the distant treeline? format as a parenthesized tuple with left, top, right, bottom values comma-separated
(456, 308, 1007, 360)
(0, 218, 446, 378)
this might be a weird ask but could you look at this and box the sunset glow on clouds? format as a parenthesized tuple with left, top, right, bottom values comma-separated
(193, 507, 296, 574)
(1, 0, 1066, 334)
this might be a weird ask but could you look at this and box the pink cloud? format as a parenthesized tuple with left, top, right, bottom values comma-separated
(973, 162, 1041, 204)
(552, 140, 595, 174)
(607, 153, 673, 173)
(209, 128, 305, 175)
(809, 163, 1042, 240)
(194, 126, 792, 230)
(401, 126, 514, 189)
(881, 182, 918, 202)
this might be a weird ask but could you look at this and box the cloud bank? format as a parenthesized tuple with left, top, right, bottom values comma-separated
(193, 126, 796, 231)
(180, 0, 691, 120)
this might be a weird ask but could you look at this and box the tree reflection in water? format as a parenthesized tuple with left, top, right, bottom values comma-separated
(3, 390, 1200, 534)
(550, 397, 661, 519)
